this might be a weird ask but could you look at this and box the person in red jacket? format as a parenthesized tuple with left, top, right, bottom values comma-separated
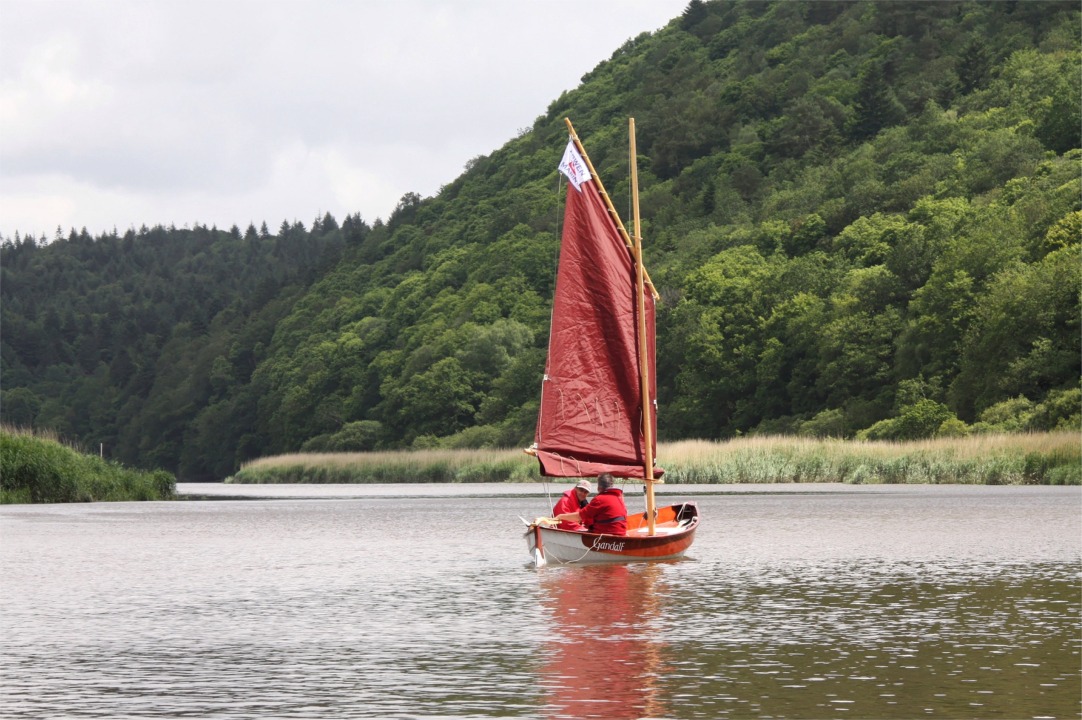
(552, 479, 591, 531)
(553, 473, 628, 535)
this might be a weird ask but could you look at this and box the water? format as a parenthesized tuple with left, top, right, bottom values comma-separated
(1, 483, 1079, 719)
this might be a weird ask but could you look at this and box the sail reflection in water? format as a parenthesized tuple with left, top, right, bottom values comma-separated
(539, 564, 667, 719)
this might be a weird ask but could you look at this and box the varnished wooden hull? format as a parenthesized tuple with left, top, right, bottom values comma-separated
(527, 502, 698, 566)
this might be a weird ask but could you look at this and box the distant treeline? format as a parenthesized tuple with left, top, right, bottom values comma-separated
(2, 0, 1079, 481)
(0, 426, 176, 504)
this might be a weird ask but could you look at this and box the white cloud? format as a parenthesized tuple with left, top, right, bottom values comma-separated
(0, 0, 688, 240)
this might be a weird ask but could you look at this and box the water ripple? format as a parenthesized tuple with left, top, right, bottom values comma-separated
(2, 488, 1079, 718)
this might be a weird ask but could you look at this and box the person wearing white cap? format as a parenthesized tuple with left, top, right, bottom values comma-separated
(552, 473, 628, 535)
(551, 479, 591, 531)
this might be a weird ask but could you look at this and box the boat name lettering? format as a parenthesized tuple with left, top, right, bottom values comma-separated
(592, 539, 626, 552)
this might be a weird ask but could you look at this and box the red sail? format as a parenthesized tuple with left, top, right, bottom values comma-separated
(533, 152, 661, 479)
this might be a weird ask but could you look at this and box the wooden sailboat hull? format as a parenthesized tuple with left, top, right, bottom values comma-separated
(527, 502, 699, 566)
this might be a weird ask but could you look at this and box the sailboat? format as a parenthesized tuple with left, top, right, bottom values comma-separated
(525, 118, 699, 566)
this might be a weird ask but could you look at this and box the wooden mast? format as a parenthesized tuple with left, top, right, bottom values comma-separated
(560, 117, 660, 534)
(630, 117, 659, 537)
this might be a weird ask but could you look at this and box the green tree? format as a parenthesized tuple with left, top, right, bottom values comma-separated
(849, 60, 906, 140)
(957, 37, 992, 93)
(383, 357, 478, 440)
(671, 246, 774, 434)
(1, 387, 41, 427)
(950, 246, 1081, 419)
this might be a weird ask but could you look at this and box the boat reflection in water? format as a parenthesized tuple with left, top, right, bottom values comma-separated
(538, 563, 667, 719)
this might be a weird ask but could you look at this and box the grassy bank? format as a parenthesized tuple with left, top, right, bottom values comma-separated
(229, 432, 1080, 486)
(659, 433, 1080, 485)
(230, 448, 538, 484)
(0, 426, 176, 503)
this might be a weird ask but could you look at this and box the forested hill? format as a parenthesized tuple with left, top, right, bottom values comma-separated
(3, 1, 1079, 480)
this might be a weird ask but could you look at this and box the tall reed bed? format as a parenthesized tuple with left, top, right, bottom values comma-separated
(0, 425, 176, 503)
(659, 433, 1080, 485)
(229, 448, 539, 484)
(230, 432, 1080, 485)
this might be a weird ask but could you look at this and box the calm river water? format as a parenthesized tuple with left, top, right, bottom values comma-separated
(1, 483, 1079, 719)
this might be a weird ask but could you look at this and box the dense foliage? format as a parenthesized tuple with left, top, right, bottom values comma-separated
(2, 219, 350, 479)
(2, 1, 1079, 480)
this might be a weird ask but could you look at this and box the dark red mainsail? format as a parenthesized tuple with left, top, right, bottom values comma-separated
(532, 140, 661, 479)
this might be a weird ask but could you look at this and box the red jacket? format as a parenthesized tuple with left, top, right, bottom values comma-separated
(579, 488, 628, 535)
(552, 488, 587, 531)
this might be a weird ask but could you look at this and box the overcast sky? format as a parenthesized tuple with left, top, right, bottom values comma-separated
(0, 0, 688, 241)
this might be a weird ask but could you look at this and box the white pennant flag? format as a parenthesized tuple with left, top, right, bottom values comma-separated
(558, 140, 591, 191)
